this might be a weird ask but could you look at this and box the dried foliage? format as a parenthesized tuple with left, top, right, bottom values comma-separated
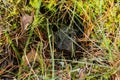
(0, 0, 120, 79)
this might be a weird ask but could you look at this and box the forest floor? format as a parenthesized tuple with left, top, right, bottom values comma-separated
(0, 0, 120, 80)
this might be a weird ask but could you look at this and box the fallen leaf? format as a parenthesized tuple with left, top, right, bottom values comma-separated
(22, 48, 38, 67)
(20, 13, 33, 34)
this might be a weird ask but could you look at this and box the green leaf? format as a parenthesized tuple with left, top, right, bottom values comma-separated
(30, 0, 41, 9)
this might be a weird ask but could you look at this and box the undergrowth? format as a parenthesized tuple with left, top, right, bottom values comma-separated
(0, 0, 120, 80)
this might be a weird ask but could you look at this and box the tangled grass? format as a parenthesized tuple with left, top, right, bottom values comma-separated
(0, 0, 120, 79)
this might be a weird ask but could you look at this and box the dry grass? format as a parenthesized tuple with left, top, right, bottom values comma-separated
(0, 0, 120, 79)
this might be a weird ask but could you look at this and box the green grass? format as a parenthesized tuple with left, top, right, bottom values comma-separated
(47, 19, 55, 79)
(0, 0, 120, 79)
